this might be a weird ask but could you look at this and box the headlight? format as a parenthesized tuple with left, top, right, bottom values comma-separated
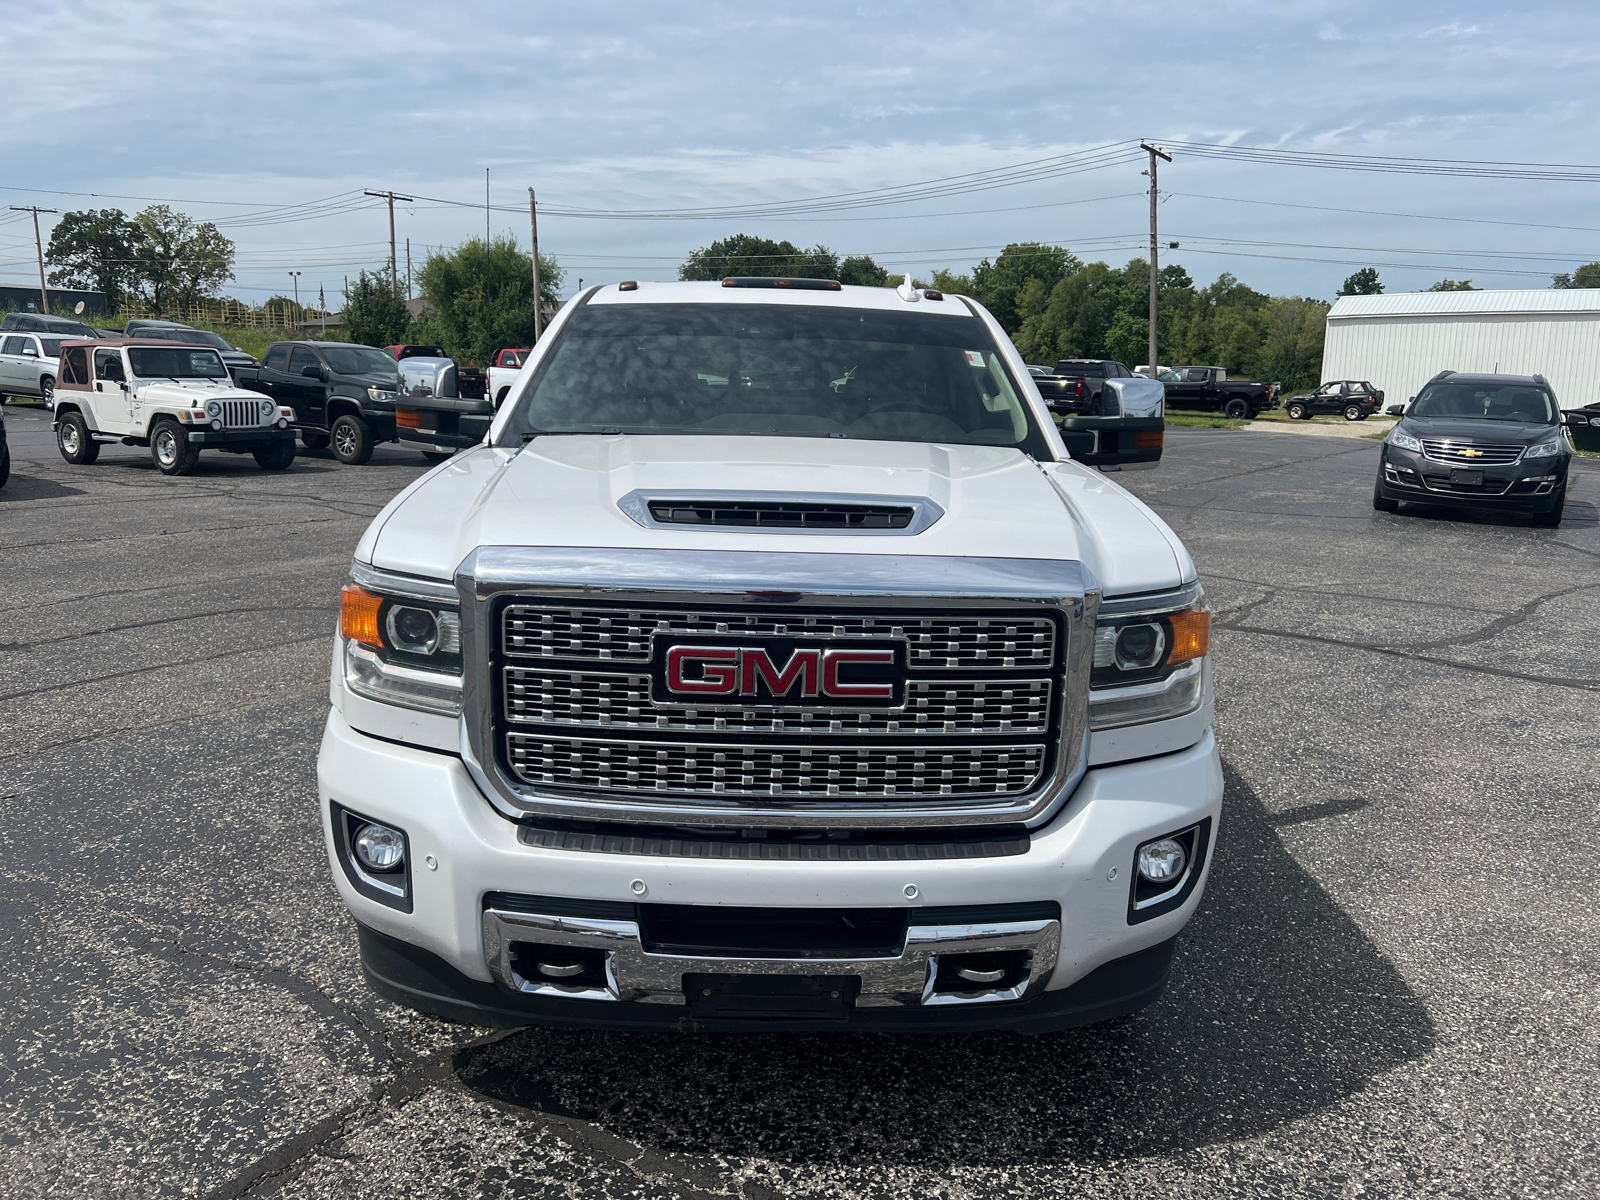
(205, 400, 222, 418)
(368, 386, 397, 402)
(1389, 429, 1422, 453)
(1089, 594, 1209, 730)
(259, 398, 274, 416)
(1524, 437, 1562, 459)
(340, 577, 462, 715)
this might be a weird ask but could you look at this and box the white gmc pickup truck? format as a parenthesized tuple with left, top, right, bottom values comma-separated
(320, 277, 1221, 1032)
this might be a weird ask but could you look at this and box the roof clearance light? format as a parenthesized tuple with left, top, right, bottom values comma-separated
(720, 277, 842, 291)
(923, 290, 944, 301)
(340, 585, 384, 648)
(1167, 606, 1211, 664)
(618, 281, 639, 291)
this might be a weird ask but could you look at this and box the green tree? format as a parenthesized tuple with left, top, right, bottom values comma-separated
(1424, 278, 1477, 291)
(838, 254, 892, 286)
(679, 234, 838, 281)
(1103, 311, 1150, 367)
(969, 243, 1080, 333)
(340, 271, 412, 347)
(131, 205, 235, 312)
(1551, 263, 1600, 288)
(45, 209, 145, 311)
(1339, 267, 1384, 296)
(929, 267, 973, 294)
(415, 236, 565, 364)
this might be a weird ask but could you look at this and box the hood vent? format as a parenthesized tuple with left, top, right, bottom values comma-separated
(619, 490, 944, 535)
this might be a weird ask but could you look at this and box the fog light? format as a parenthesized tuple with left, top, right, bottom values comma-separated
(1137, 838, 1187, 883)
(210, 418, 223, 430)
(353, 822, 405, 871)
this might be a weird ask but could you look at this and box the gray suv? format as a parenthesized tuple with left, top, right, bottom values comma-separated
(121, 320, 258, 378)
(1374, 371, 1587, 527)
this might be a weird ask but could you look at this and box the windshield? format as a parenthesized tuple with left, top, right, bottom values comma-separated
(129, 347, 228, 378)
(50, 319, 98, 337)
(39, 337, 65, 357)
(324, 344, 404, 376)
(1410, 382, 1556, 424)
(507, 303, 1043, 450)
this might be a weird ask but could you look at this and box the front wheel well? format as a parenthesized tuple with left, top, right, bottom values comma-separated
(325, 397, 363, 423)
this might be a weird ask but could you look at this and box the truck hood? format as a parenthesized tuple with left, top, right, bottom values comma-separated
(362, 436, 1191, 598)
(132, 379, 269, 403)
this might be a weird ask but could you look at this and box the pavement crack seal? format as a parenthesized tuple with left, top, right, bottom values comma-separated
(1396, 581, 1600, 651)
(1216, 620, 1600, 691)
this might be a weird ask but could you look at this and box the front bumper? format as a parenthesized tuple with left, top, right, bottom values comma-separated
(1380, 446, 1567, 509)
(317, 709, 1222, 1031)
(185, 426, 295, 446)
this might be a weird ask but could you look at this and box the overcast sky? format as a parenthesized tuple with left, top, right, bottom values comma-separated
(4, 0, 1599, 305)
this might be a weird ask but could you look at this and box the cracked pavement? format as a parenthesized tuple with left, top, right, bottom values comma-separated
(2, 408, 1597, 1198)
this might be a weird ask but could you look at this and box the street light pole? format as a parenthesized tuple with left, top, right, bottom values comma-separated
(10, 205, 57, 313)
(364, 190, 413, 297)
(288, 271, 302, 317)
(1139, 142, 1171, 378)
(528, 187, 543, 340)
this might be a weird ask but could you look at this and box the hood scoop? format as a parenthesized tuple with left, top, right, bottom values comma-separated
(618, 490, 944, 535)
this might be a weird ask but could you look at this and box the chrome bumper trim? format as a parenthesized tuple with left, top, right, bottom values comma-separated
(481, 906, 1060, 1008)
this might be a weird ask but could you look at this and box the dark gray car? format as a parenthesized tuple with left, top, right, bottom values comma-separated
(1374, 371, 1587, 527)
(120, 320, 258, 379)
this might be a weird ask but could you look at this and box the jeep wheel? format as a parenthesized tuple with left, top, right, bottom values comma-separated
(1286, 402, 1308, 421)
(330, 414, 375, 465)
(1531, 486, 1565, 527)
(1373, 478, 1399, 513)
(57, 411, 101, 465)
(253, 438, 297, 470)
(41, 376, 54, 408)
(301, 430, 330, 451)
(151, 419, 199, 475)
(1344, 404, 1364, 421)
(1223, 398, 1250, 419)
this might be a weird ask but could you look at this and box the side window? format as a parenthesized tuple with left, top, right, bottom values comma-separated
(1, 336, 22, 354)
(288, 345, 321, 375)
(62, 347, 89, 385)
(1183, 368, 1207, 382)
(93, 348, 125, 381)
(264, 343, 288, 371)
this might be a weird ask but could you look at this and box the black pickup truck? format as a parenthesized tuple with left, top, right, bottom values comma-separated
(235, 342, 404, 464)
(1028, 359, 1140, 416)
(1157, 366, 1278, 418)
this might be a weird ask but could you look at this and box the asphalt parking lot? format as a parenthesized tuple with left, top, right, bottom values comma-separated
(2, 405, 1598, 1199)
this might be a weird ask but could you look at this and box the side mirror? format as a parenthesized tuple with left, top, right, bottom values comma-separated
(1385, 404, 1405, 416)
(301, 364, 324, 380)
(1564, 412, 1590, 427)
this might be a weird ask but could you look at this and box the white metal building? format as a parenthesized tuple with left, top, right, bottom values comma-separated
(1322, 289, 1600, 409)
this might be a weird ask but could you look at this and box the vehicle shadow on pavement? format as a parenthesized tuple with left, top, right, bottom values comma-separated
(0, 474, 87, 501)
(1391, 499, 1598, 529)
(455, 761, 1437, 1166)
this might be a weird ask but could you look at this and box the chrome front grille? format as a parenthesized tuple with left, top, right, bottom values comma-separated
(221, 399, 262, 428)
(505, 667, 1051, 736)
(502, 604, 1055, 670)
(1421, 439, 1522, 465)
(506, 734, 1047, 798)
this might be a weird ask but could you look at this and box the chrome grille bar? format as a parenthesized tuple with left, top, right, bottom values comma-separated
(1420, 439, 1523, 465)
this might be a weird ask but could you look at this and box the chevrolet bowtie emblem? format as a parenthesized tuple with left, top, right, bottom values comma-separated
(1459, 448, 1482, 457)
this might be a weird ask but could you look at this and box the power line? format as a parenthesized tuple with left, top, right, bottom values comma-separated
(1167, 190, 1600, 236)
(1164, 141, 1600, 183)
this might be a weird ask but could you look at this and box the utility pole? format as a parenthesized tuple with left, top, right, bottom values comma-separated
(405, 238, 412, 299)
(364, 190, 412, 297)
(11, 206, 56, 313)
(288, 271, 302, 317)
(486, 169, 491, 247)
(528, 187, 543, 340)
(1139, 143, 1171, 378)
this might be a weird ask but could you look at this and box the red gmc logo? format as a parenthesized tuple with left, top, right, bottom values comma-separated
(663, 644, 896, 701)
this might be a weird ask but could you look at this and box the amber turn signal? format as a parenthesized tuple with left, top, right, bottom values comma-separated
(395, 408, 423, 429)
(340, 585, 384, 647)
(1133, 430, 1164, 450)
(1167, 606, 1210, 663)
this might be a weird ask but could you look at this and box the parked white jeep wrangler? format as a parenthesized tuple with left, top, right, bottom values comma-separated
(52, 339, 296, 475)
(320, 278, 1221, 1033)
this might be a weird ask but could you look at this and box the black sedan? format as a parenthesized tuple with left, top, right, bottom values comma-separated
(1373, 371, 1586, 527)
(1284, 380, 1384, 421)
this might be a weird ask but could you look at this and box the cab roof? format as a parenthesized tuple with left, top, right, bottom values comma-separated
(60, 338, 197, 348)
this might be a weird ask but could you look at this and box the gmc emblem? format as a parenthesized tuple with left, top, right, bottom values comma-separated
(657, 642, 902, 705)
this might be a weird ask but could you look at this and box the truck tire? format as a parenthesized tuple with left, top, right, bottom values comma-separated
(301, 430, 331, 451)
(1373, 479, 1399, 513)
(1344, 404, 1364, 421)
(1223, 398, 1250, 419)
(57, 411, 101, 465)
(41, 376, 54, 408)
(151, 419, 199, 475)
(330, 414, 375, 465)
(0, 442, 9, 487)
(253, 439, 297, 470)
(494, 387, 510, 409)
(1286, 401, 1308, 421)
(1531, 486, 1565, 527)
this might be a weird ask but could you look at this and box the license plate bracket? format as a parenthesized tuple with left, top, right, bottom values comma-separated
(684, 973, 860, 1020)
(1450, 468, 1484, 486)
